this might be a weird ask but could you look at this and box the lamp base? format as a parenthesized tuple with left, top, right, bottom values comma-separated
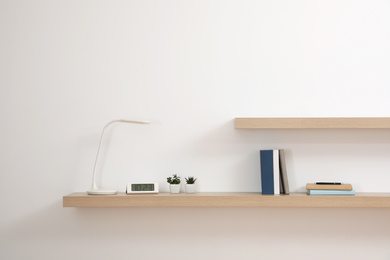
(87, 189, 118, 195)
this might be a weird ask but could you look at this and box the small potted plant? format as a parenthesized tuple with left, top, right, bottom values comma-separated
(185, 176, 197, 194)
(167, 174, 181, 193)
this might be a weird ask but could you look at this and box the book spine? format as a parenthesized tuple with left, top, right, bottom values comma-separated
(273, 150, 280, 195)
(279, 149, 289, 195)
(260, 150, 274, 195)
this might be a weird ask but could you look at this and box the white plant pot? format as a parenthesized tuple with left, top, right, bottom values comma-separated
(186, 184, 196, 194)
(169, 184, 180, 194)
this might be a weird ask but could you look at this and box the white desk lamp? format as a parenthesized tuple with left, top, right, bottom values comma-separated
(87, 119, 151, 195)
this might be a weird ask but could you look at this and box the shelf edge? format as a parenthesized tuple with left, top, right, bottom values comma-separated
(235, 117, 390, 129)
(63, 192, 390, 208)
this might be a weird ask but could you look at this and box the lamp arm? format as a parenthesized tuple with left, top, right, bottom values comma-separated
(90, 124, 108, 190)
(90, 119, 151, 191)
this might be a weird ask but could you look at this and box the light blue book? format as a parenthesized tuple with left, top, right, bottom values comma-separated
(308, 189, 355, 196)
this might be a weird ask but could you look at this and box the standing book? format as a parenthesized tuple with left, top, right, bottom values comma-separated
(260, 150, 282, 195)
(273, 150, 280, 195)
(260, 150, 274, 195)
(279, 149, 289, 195)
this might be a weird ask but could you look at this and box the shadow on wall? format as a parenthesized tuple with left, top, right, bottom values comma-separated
(2, 199, 390, 259)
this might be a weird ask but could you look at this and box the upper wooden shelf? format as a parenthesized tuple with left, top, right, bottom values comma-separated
(235, 117, 390, 129)
(63, 192, 390, 208)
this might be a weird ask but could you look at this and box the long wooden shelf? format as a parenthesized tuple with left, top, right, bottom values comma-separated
(64, 117, 390, 208)
(235, 117, 390, 129)
(63, 192, 390, 208)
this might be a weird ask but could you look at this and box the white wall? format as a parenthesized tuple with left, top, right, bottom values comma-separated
(1, 0, 390, 259)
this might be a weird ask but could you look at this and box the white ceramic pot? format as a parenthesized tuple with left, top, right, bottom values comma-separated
(186, 184, 195, 194)
(170, 184, 180, 194)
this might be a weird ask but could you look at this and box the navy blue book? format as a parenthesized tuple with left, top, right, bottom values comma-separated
(260, 150, 274, 195)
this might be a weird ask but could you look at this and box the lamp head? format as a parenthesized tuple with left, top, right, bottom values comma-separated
(119, 120, 151, 124)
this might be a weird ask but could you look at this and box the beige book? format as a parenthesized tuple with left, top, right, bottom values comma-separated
(306, 183, 353, 191)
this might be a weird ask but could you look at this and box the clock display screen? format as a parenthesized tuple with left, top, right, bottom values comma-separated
(131, 184, 155, 191)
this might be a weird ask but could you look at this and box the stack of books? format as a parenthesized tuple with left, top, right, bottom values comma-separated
(306, 182, 355, 196)
(260, 149, 289, 195)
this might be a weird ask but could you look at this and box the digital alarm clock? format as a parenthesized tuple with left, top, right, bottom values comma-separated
(126, 182, 159, 194)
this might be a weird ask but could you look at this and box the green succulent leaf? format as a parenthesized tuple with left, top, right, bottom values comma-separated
(185, 176, 197, 184)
